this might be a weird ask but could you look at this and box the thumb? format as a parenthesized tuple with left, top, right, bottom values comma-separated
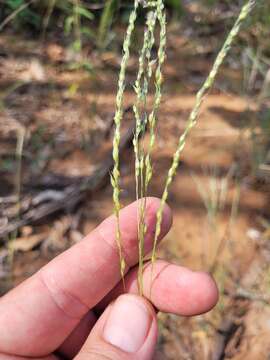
(76, 294, 158, 360)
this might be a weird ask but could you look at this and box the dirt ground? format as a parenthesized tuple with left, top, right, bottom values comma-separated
(0, 23, 270, 360)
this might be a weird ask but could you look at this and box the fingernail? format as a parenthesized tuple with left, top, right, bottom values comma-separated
(103, 295, 152, 353)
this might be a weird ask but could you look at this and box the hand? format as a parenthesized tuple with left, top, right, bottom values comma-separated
(0, 198, 218, 360)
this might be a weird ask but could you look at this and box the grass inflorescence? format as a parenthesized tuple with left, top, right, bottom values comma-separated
(133, 8, 158, 295)
(111, 0, 257, 295)
(111, 0, 139, 284)
(132, 0, 167, 295)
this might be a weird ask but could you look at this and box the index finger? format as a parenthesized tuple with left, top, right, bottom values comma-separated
(0, 197, 172, 357)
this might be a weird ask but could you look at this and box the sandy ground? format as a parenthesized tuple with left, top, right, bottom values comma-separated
(0, 30, 269, 359)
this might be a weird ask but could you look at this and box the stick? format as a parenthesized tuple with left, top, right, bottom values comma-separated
(0, 119, 136, 239)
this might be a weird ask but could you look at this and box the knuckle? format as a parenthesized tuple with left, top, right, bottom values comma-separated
(38, 270, 88, 321)
(76, 348, 121, 360)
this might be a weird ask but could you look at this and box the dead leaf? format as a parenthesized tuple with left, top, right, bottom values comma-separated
(41, 216, 72, 252)
(21, 59, 46, 82)
(9, 233, 46, 252)
(21, 225, 33, 237)
(46, 43, 64, 62)
(70, 229, 84, 244)
(0, 217, 8, 231)
(0, 249, 9, 280)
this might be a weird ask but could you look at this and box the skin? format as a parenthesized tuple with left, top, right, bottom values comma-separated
(0, 198, 219, 359)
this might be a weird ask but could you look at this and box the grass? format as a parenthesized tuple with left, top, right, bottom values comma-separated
(192, 166, 241, 273)
(111, 0, 139, 285)
(192, 167, 234, 231)
(111, 0, 257, 294)
(0, 0, 38, 32)
(133, 0, 166, 295)
(133, 7, 158, 295)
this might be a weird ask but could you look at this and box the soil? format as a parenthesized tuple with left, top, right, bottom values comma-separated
(0, 24, 269, 360)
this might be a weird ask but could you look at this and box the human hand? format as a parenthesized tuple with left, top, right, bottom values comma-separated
(0, 198, 218, 360)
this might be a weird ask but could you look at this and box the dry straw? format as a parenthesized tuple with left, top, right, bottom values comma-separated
(111, 0, 256, 292)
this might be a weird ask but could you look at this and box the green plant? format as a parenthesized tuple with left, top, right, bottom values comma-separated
(165, 0, 183, 17)
(42, 0, 56, 36)
(0, 0, 95, 46)
(111, 0, 256, 293)
(0, 0, 40, 31)
(64, 0, 94, 51)
(98, 0, 119, 50)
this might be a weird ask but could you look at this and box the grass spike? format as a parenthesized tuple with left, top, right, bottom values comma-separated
(150, 0, 257, 277)
(133, 8, 158, 296)
(145, 0, 167, 190)
(111, 0, 139, 283)
(136, 0, 167, 295)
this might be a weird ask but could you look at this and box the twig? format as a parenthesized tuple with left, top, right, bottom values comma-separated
(211, 317, 242, 360)
(235, 287, 270, 304)
(0, 118, 136, 240)
(15, 127, 25, 210)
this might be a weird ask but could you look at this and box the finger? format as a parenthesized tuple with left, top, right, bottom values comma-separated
(76, 294, 158, 360)
(98, 260, 219, 316)
(0, 198, 172, 357)
(57, 311, 97, 359)
(0, 355, 57, 360)
(58, 260, 218, 359)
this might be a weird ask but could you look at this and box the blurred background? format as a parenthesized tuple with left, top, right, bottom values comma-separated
(0, 1, 270, 358)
